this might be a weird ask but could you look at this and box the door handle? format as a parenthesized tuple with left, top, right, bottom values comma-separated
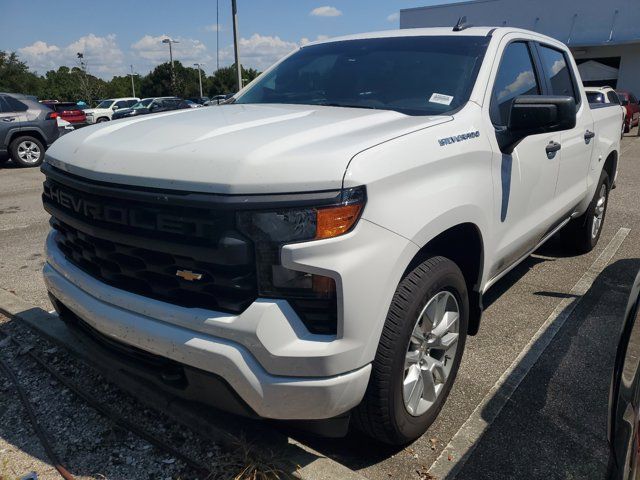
(2, 117, 15, 122)
(584, 130, 595, 144)
(545, 141, 561, 159)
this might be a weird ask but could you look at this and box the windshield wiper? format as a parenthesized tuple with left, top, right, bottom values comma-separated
(315, 102, 378, 110)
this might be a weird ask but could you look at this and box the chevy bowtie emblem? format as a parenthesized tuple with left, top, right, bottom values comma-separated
(176, 269, 203, 281)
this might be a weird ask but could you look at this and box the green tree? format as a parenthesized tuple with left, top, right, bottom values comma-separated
(0, 51, 42, 94)
(207, 64, 260, 97)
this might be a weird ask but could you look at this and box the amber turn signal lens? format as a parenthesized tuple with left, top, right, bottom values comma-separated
(315, 204, 363, 239)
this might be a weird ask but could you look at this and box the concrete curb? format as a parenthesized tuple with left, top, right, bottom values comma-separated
(0, 288, 367, 480)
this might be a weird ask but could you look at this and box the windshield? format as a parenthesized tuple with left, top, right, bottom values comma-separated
(96, 100, 114, 108)
(236, 36, 489, 116)
(131, 99, 153, 109)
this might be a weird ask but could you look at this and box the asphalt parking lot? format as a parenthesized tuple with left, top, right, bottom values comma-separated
(1, 132, 640, 479)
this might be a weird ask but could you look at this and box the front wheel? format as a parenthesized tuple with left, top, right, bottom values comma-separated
(353, 255, 468, 445)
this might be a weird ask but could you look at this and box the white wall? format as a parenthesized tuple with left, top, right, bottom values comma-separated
(400, 0, 639, 46)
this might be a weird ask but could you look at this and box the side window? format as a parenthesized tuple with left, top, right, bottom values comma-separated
(3, 95, 28, 112)
(607, 91, 620, 105)
(538, 45, 578, 105)
(126, 100, 136, 107)
(630, 94, 639, 104)
(491, 42, 541, 126)
(0, 97, 7, 113)
(114, 100, 128, 108)
(586, 92, 604, 104)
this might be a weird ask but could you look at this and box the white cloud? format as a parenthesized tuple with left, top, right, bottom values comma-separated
(18, 41, 60, 57)
(17, 34, 124, 78)
(310, 6, 342, 17)
(204, 23, 223, 32)
(300, 34, 329, 46)
(498, 70, 536, 100)
(131, 34, 212, 72)
(387, 12, 400, 23)
(221, 33, 298, 71)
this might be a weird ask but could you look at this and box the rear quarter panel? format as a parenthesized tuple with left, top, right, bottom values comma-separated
(581, 104, 622, 211)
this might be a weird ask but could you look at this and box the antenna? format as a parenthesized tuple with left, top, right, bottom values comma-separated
(453, 16, 472, 32)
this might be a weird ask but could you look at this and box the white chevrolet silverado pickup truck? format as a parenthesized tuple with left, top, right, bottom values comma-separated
(41, 26, 621, 445)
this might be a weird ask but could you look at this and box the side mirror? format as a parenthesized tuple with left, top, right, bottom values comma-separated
(497, 95, 576, 154)
(112, 105, 119, 111)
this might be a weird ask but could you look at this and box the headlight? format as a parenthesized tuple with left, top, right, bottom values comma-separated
(237, 186, 365, 334)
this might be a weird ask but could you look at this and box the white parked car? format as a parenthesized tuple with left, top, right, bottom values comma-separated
(585, 86, 626, 136)
(42, 26, 621, 445)
(84, 97, 139, 124)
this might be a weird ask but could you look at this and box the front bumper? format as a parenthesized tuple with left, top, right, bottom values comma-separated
(44, 220, 417, 420)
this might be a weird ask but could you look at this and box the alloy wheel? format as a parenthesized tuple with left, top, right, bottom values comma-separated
(592, 183, 607, 239)
(16, 141, 41, 165)
(403, 290, 460, 417)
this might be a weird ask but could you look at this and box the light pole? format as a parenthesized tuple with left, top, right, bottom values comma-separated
(231, 0, 242, 92)
(162, 37, 180, 94)
(193, 63, 205, 98)
(129, 65, 137, 97)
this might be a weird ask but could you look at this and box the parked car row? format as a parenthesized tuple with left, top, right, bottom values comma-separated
(111, 97, 191, 119)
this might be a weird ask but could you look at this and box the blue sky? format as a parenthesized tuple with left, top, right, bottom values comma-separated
(0, 0, 462, 79)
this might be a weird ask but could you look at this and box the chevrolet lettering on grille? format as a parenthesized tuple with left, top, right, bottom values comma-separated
(43, 182, 217, 239)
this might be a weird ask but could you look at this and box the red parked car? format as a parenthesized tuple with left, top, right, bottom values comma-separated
(615, 90, 640, 133)
(42, 101, 87, 127)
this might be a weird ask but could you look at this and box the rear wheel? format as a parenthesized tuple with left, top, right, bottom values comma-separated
(565, 170, 610, 254)
(9, 136, 44, 167)
(353, 255, 468, 445)
(96, 117, 109, 123)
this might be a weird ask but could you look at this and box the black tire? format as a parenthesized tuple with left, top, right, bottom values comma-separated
(353, 255, 469, 445)
(96, 117, 109, 123)
(9, 135, 45, 168)
(624, 121, 630, 134)
(566, 170, 610, 254)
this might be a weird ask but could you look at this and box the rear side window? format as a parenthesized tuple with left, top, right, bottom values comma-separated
(607, 91, 620, 104)
(586, 92, 605, 104)
(538, 45, 578, 105)
(3, 95, 28, 112)
(490, 42, 541, 126)
(114, 100, 129, 108)
(630, 93, 639, 104)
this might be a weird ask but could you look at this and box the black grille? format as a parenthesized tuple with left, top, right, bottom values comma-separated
(43, 171, 258, 313)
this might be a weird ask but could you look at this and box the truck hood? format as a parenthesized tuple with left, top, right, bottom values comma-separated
(46, 103, 450, 194)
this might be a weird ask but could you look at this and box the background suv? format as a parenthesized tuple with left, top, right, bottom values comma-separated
(615, 90, 640, 133)
(0, 93, 58, 167)
(85, 97, 139, 124)
(42, 101, 87, 127)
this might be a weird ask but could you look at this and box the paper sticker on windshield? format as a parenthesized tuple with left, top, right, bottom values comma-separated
(429, 93, 454, 106)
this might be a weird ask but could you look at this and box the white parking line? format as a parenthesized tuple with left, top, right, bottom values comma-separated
(428, 227, 631, 480)
(0, 224, 30, 232)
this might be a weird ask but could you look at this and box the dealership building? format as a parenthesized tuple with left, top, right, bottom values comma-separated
(400, 0, 640, 94)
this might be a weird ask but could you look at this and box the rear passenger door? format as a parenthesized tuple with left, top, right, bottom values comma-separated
(536, 44, 592, 209)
